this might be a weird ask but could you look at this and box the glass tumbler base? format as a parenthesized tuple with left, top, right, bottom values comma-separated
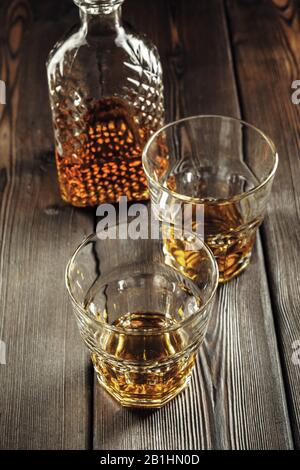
(217, 252, 252, 283)
(92, 352, 196, 409)
(95, 371, 193, 409)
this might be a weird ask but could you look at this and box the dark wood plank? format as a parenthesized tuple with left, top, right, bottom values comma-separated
(93, 0, 293, 450)
(0, 0, 92, 449)
(226, 0, 300, 448)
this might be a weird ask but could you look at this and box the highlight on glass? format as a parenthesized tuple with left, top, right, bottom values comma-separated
(65, 222, 218, 408)
(143, 115, 278, 283)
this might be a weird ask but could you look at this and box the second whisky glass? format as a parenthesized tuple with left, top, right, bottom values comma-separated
(143, 115, 278, 282)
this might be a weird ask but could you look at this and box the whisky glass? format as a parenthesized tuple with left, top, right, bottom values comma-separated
(143, 115, 278, 282)
(66, 222, 218, 408)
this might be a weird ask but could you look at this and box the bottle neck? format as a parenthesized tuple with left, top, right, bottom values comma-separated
(80, 7, 123, 35)
(75, 1, 124, 35)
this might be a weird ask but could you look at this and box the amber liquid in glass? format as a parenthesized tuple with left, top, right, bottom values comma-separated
(203, 204, 260, 282)
(165, 174, 261, 283)
(91, 312, 196, 408)
(55, 97, 151, 207)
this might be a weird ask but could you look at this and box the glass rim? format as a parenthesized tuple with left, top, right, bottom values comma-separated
(142, 114, 279, 206)
(65, 228, 219, 336)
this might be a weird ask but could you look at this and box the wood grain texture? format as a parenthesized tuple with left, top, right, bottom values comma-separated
(226, 0, 300, 448)
(93, 0, 293, 450)
(0, 0, 297, 450)
(0, 0, 93, 449)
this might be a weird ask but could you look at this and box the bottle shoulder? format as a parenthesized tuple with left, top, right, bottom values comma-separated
(47, 25, 162, 79)
(46, 25, 85, 72)
(117, 28, 163, 77)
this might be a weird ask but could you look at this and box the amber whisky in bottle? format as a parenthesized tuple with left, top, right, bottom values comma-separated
(47, 0, 164, 206)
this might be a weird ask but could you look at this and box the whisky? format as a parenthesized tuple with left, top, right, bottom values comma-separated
(55, 97, 152, 207)
(67, 224, 217, 408)
(47, 0, 165, 207)
(82, 264, 205, 408)
(91, 312, 196, 408)
(204, 204, 261, 282)
(163, 173, 261, 283)
(163, 196, 261, 283)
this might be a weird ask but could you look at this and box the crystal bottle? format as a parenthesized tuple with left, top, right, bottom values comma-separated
(47, 0, 164, 206)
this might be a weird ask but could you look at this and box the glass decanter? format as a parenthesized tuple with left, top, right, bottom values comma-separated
(47, 0, 164, 207)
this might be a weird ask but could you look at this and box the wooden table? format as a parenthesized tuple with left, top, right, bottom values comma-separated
(0, 0, 299, 450)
